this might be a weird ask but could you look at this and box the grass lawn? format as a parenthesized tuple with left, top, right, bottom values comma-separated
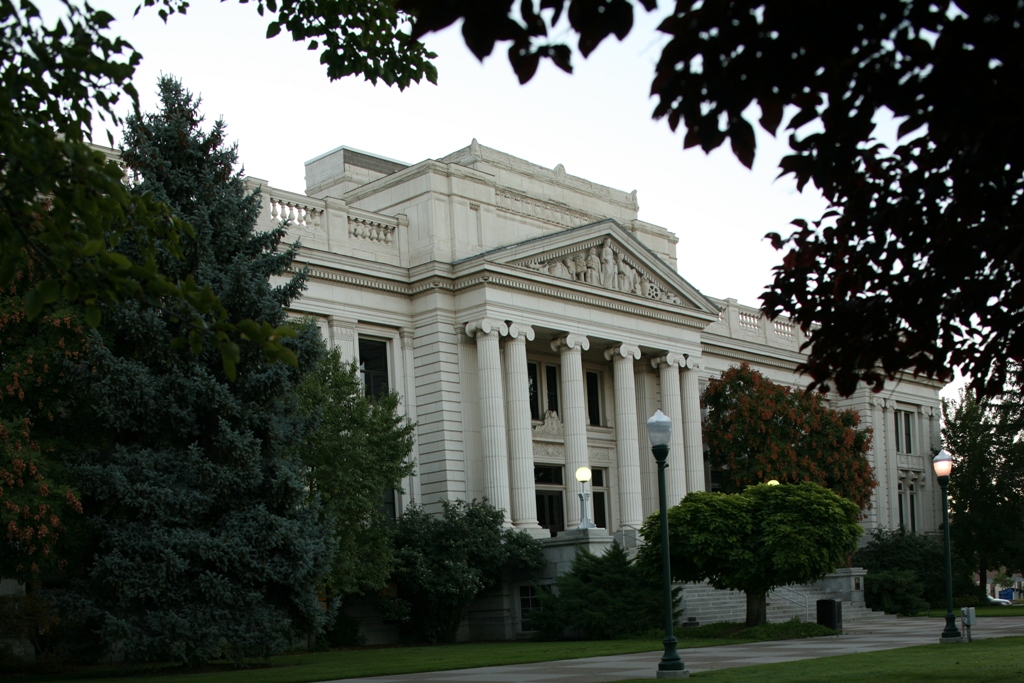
(9, 638, 698, 683)
(612, 636, 1024, 682)
(926, 605, 1024, 618)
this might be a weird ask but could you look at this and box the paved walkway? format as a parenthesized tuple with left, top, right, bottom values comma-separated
(318, 617, 1023, 683)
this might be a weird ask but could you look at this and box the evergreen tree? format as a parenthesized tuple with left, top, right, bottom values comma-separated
(53, 78, 333, 666)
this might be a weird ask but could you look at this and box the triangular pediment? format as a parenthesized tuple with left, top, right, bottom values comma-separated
(462, 220, 720, 317)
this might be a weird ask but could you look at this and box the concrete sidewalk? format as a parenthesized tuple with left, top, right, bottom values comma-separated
(317, 617, 1023, 683)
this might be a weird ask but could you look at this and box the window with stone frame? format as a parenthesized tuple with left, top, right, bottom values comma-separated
(528, 361, 561, 421)
(585, 370, 602, 427)
(534, 464, 565, 536)
(518, 584, 545, 632)
(359, 336, 390, 398)
(591, 467, 609, 529)
(894, 409, 915, 454)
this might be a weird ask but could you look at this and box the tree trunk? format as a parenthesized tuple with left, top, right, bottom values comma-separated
(980, 558, 988, 597)
(745, 591, 767, 627)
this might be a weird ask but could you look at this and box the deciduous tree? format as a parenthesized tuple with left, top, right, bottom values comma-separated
(390, 499, 544, 643)
(391, 0, 1024, 398)
(703, 364, 875, 510)
(293, 346, 415, 601)
(638, 482, 862, 626)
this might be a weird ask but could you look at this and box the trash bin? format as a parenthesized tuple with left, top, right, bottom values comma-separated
(816, 599, 843, 633)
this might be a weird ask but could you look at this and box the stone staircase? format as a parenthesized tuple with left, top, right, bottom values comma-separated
(678, 580, 896, 630)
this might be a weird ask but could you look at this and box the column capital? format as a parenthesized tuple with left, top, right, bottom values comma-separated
(652, 352, 686, 370)
(507, 322, 536, 342)
(466, 318, 508, 339)
(551, 333, 590, 353)
(605, 343, 641, 362)
(682, 354, 703, 371)
(328, 316, 356, 339)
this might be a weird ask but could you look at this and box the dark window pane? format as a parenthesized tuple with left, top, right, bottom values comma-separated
(535, 465, 563, 485)
(591, 468, 604, 487)
(359, 338, 389, 398)
(586, 371, 601, 426)
(905, 413, 913, 453)
(528, 363, 540, 421)
(594, 491, 607, 529)
(380, 487, 397, 521)
(898, 492, 905, 529)
(536, 490, 564, 535)
(519, 585, 542, 631)
(894, 413, 902, 452)
(546, 365, 559, 415)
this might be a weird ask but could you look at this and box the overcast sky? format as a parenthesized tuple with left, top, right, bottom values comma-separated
(40, 0, 961, 397)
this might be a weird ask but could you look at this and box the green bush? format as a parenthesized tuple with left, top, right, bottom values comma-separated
(854, 529, 978, 610)
(864, 570, 930, 615)
(390, 500, 544, 643)
(676, 617, 835, 641)
(529, 542, 671, 640)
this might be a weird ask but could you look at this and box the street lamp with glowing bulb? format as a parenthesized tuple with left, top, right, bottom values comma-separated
(575, 465, 595, 530)
(933, 449, 962, 643)
(647, 410, 687, 678)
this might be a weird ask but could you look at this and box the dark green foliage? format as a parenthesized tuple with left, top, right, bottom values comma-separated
(294, 346, 415, 599)
(390, 499, 544, 643)
(853, 529, 977, 611)
(863, 570, 929, 616)
(530, 542, 667, 640)
(50, 78, 333, 666)
(639, 482, 862, 627)
(677, 618, 836, 641)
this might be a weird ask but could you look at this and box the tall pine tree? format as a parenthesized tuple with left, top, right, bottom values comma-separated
(55, 78, 332, 665)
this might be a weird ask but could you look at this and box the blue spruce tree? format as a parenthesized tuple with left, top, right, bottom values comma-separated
(57, 78, 333, 665)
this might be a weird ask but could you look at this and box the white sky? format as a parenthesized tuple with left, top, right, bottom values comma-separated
(43, 0, 962, 400)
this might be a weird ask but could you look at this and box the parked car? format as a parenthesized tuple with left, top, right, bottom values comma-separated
(986, 595, 1013, 606)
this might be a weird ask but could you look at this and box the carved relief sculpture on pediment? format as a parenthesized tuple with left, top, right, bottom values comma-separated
(517, 237, 684, 306)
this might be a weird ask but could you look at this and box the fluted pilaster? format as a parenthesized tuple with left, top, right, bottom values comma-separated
(328, 316, 357, 361)
(505, 323, 540, 529)
(653, 353, 687, 506)
(681, 356, 706, 494)
(552, 333, 590, 528)
(466, 318, 512, 525)
(606, 343, 643, 530)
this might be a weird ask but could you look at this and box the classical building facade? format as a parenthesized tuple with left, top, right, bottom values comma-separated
(247, 140, 946, 636)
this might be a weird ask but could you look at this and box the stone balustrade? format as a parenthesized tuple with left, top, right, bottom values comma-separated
(705, 297, 808, 351)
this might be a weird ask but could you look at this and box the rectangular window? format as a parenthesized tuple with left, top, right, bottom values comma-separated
(535, 465, 565, 536)
(897, 481, 905, 529)
(591, 467, 608, 529)
(545, 365, 559, 416)
(894, 409, 914, 454)
(586, 371, 601, 427)
(359, 338, 390, 398)
(380, 487, 397, 522)
(528, 362, 540, 421)
(909, 483, 917, 532)
(519, 585, 543, 632)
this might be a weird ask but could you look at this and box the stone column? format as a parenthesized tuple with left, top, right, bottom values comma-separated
(885, 399, 900, 530)
(505, 323, 541, 530)
(634, 365, 659, 518)
(653, 353, 687, 506)
(552, 333, 590, 529)
(466, 319, 512, 526)
(328, 316, 357, 361)
(681, 356, 707, 494)
(606, 343, 644, 531)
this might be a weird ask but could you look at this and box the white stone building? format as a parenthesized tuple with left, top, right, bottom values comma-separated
(249, 140, 946, 637)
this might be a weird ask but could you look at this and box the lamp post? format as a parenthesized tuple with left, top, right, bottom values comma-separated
(933, 449, 962, 644)
(647, 410, 687, 678)
(575, 466, 596, 530)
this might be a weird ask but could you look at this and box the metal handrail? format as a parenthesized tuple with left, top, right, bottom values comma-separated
(770, 585, 810, 621)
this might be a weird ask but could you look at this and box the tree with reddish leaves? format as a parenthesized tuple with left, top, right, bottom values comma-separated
(702, 364, 876, 510)
(0, 265, 86, 584)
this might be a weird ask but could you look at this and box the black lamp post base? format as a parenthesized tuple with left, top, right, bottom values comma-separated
(939, 635, 963, 644)
(656, 671, 690, 679)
